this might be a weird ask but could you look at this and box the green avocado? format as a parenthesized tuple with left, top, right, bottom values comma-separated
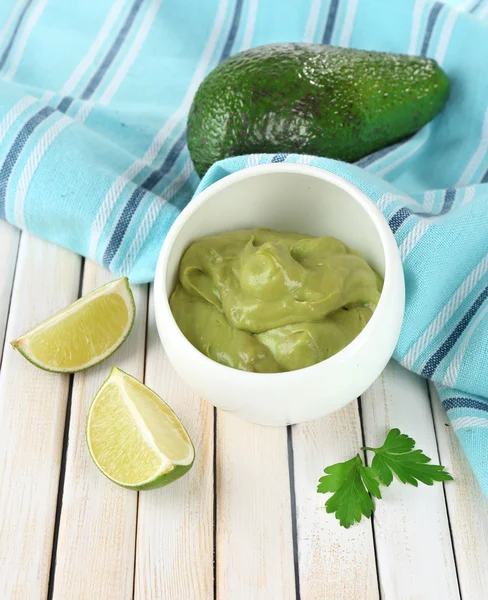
(170, 228, 382, 373)
(187, 43, 450, 176)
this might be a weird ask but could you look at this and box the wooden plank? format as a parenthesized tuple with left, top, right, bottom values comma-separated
(431, 384, 488, 600)
(0, 221, 20, 363)
(293, 400, 380, 600)
(361, 363, 459, 600)
(216, 413, 295, 599)
(0, 234, 81, 599)
(134, 286, 214, 600)
(52, 262, 147, 600)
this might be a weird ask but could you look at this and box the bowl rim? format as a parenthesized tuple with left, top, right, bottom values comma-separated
(154, 162, 404, 380)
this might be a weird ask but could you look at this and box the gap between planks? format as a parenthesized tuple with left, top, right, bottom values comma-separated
(47, 257, 85, 600)
(131, 286, 151, 600)
(287, 426, 302, 600)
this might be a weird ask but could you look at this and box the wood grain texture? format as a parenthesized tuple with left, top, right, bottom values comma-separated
(361, 363, 460, 600)
(51, 263, 146, 600)
(0, 234, 81, 599)
(216, 412, 295, 600)
(293, 400, 380, 600)
(134, 286, 214, 600)
(430, 383, 488, 600)
(4, 234, 488, 598)
(0, 221, 20, 363)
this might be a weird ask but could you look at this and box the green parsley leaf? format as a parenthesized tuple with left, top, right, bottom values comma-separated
(317, 454, 381, 528)
(363, 428, 454, 487)
(318, 428, 453, 528)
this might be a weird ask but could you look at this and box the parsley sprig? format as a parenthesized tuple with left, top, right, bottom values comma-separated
(317, 428, 453, 528)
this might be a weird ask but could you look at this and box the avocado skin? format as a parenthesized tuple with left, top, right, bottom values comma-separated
(187, 44, 450, 177)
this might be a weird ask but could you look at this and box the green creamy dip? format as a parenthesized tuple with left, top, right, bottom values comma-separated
(170, 228, 382, 373)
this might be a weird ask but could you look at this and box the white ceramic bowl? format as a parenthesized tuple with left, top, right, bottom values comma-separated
(154, 163, 405, 426)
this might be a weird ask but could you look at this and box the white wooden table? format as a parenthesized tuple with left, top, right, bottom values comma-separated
(1, 221, 488, 600)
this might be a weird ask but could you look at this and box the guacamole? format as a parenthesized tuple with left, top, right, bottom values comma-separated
(170, 228, 382, 373)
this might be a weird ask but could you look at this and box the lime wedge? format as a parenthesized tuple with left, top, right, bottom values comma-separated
(86, 367, 194, 490)
(11, 277, 135, 373)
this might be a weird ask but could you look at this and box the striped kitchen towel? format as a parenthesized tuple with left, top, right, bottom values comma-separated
(1, 0, 488, 495)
